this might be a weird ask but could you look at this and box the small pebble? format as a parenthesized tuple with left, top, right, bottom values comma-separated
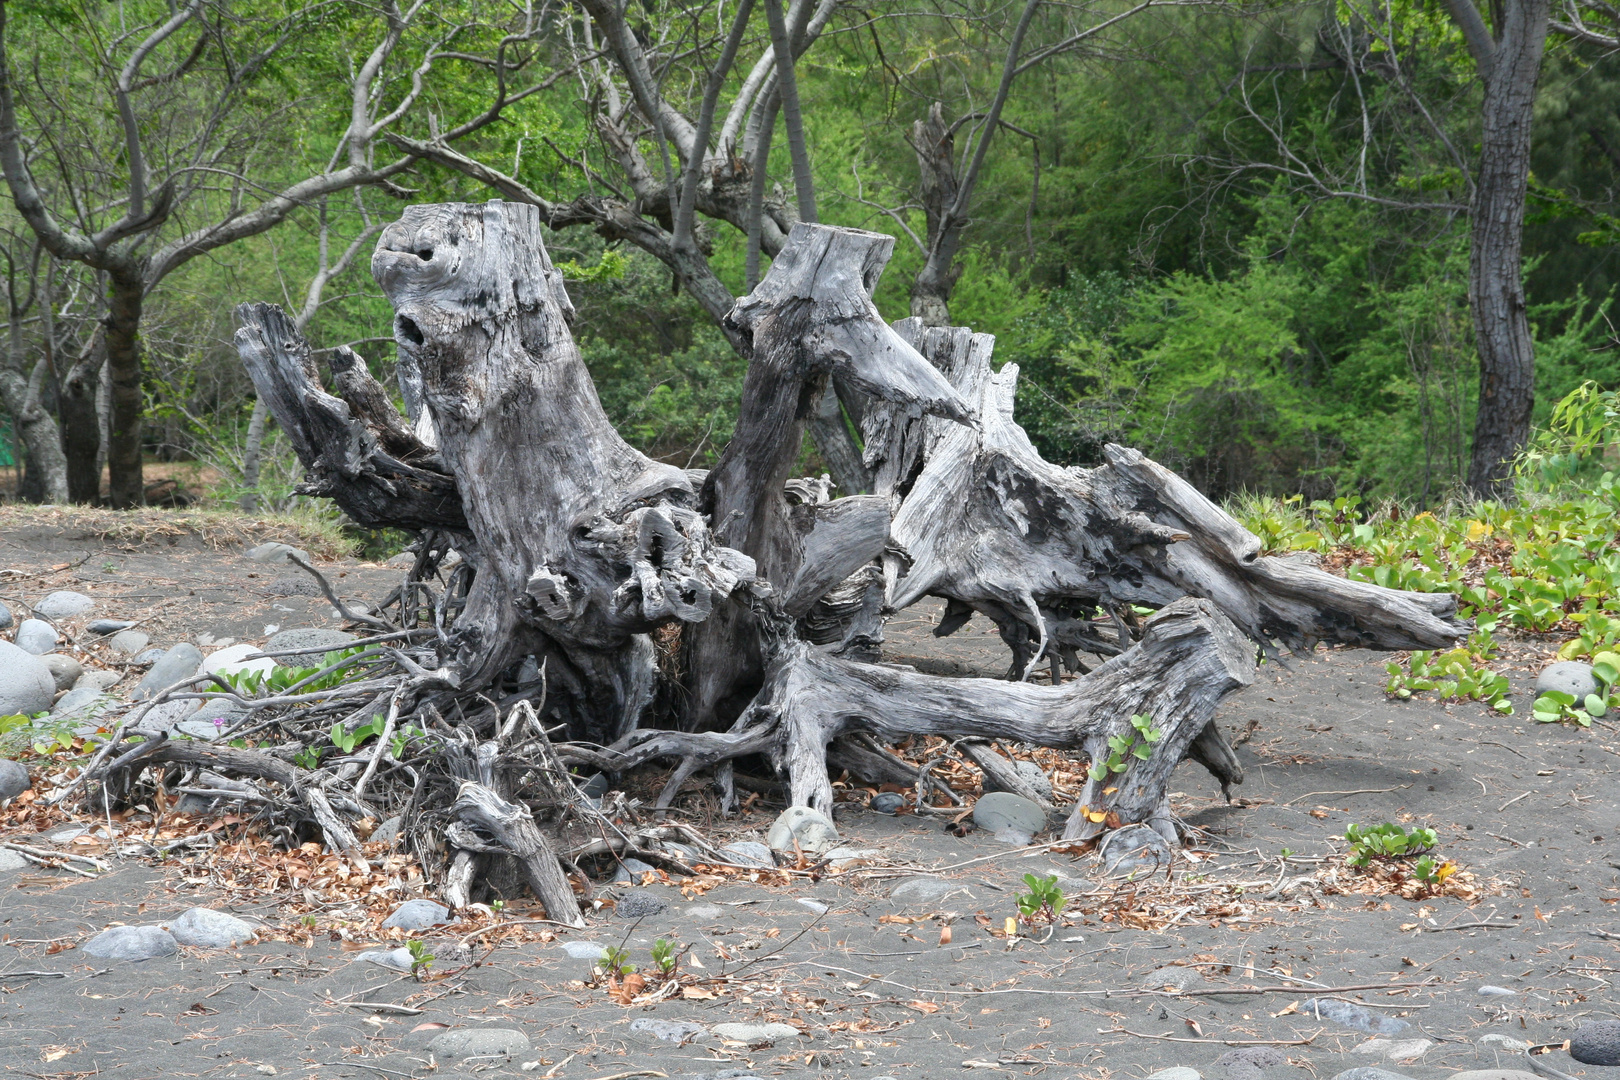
(1477, 984, 1515, 996)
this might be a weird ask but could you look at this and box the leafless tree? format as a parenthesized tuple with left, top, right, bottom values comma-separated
(0, 0, 548, 505)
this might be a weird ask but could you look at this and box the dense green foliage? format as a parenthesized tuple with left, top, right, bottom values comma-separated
(2, 0, 1618, 508)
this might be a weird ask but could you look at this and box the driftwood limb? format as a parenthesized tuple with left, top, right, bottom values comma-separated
(450, 782, 584, 927)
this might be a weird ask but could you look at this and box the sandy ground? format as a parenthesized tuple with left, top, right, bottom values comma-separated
(1, 518, 1618, 1080)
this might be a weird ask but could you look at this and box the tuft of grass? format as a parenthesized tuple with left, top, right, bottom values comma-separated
(0, 504, 354, 560)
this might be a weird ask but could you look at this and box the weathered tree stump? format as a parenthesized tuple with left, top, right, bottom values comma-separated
(220, 201, 1473, 902)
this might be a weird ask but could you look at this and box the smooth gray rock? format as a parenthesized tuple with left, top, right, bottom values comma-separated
(1138, 966, 1205, 994)
(372, 815, 404, 846)
(972, 792, 1045, 843)
(387, 551, 417, 568)
(1477, 984, 1515, 996)
(189, 698, 248, 731)
(34, 591, 94, 619)
(1014, 759, 1054, 800)
(175, 719, 227, 740)
(381, 899, 450, 930)
(1571, 1019, 1620, 1065)
(1353, 1038, 1430, 1062)
(869, 791, 905, 814)
(0, 639, 56, 717)
(86, 619, 134, 635)
(0, 758, 29, 800)
(610, 857, 655, 884)
(134, 643, 204, 699)
(133, 647, 165, 664)
(1103, 824, 1172, 876)
(427, 1028, 530, 1060)
(44, 653, 82, 692)
(719, 841, 774, 867)
(110, 630, 151, 656)
(889, 877, 963, 904)
(357, 948, 416, 971)
(246, 542, 309, 565)
(51, 686, 112, 721)
(684, 903, 723, 920)
(797, 898, 829, 914)
(628, 1018, 708, 1045)
(76, 669, 122, 692)
(0, 847, 26, 871)
(559, 941, 608, 960)
(0, 604, 11, 630)
(822, 846, 878, 869)
(766, 806, 839, 853)
(1146, 1070, 1202, 1080)
(1329, 1071, 1414, 1080)
(617, 890, 669, 918)
(578, 772, 610, 798)
(711, 1022, 802, 1045)
(15, 619, 57, 655)
(1301, 997, 1408, 1035)
(200, 643, 276, 679)
(1475, 1033, 1530, 1051)
(167, 908, 257, 948)
(264, 628, 356, 659)
(1537, 660, 1598, 699)
(83, 925, 179, 961)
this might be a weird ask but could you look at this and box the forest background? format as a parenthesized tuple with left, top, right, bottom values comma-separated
(3, 0, 1618, 530)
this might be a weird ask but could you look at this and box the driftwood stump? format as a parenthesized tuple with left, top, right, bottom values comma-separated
(219, 201, 1473, 910)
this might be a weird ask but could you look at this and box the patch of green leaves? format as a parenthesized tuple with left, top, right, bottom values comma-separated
(221, 647, 369, 698)
(651, 937, 678, 975)
(1345, 822, 1437, 867)
(1087, 713, 1162, 782)
(599, 945, 635, 976)
(406, 938, 434, 977)
(1385, 647, 1513, 712)
(1015, 873, 1067, 925)
(1532, 651, 1619, 727)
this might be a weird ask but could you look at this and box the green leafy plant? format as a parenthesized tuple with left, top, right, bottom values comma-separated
(292, 746, 323, 770)
(331, 714, 387, 755)
(1344, 822, 1438, 867)
(1385, 648, 1513, 712)
(390, 723, 426, 758)
(1087, 713, 1162, 781)
(599, 945, 635, 976)
(651, 937, 678, 976)
(1014, 873, 1068, 925)
(222, 647, 369, 698)
(406, 938, 434, 977)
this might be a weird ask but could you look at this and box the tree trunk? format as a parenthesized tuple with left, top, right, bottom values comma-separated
(104, 268, 146, 508)
(910, 102, 964, 327)
(1463, 0, 1549, 499)
(369, 201, 759, 741)
(239, 397, 268, 511)
(60, 328, 104, 504)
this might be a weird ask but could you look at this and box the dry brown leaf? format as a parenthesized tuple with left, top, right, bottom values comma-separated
(906, 1000, 940, 1014)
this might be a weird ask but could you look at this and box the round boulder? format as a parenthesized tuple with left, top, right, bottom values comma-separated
(83, 925, 179, 961)
(109, 630, 151, 656)
(1536, 660, 1598, 699)
(381, 899, 451, 931)
(869, 792, 905, 814)
(264, 627, 356, 661)
(971, 792, 1046, 843)
(0, 758, 30, 800)
(44, 654, 83, 693)
(1102, 824, 1172, 877)
(1571, 1019, 1620, 1065)
(167, 907, 258, 948)
(0, 604, 12, 630)
(134, 643, 205, 700)
(34, 591, 95, 619)
(199, 643, 276, 680)
(14, 619, 57, 655)
(86, 619, 134, 636)
(0, 638, 56, 717)
(767, 805, 840, 853)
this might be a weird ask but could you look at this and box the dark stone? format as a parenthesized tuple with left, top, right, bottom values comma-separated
(1217, 1047, 1285, 1080)
(617, 890, 669, 918)
(86, 619, 135, 635)
(0, 758, 29, 800)
(1570, 1019, 1620, 1066)
(869, 792, 904, 814)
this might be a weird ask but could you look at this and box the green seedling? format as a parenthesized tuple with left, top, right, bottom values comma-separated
(1015, 873, 1067, 926)
(292, 746, 323, 770)
(599, 945, 635, 976)
(331, 714, 387, 755)
(1088, 713, 1162, 782)
(651, 937, 678, 975)
(1344, 822, 1438, 867)
(1385, 648, 1513, 713)
(406, 938, 434, 977)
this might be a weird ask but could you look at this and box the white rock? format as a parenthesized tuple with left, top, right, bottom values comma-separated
(0, 639, 56, 717)
(14, 619, 57, 655)
(766, 805, 839, 853)
(246, 542, 309, 565)
(711, 1022, 803, 1046)
(34, 591, 95, 619)
(199, 643, 276, 679)
(166, 907, 258, 948)
(109, 630, 150, 656)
